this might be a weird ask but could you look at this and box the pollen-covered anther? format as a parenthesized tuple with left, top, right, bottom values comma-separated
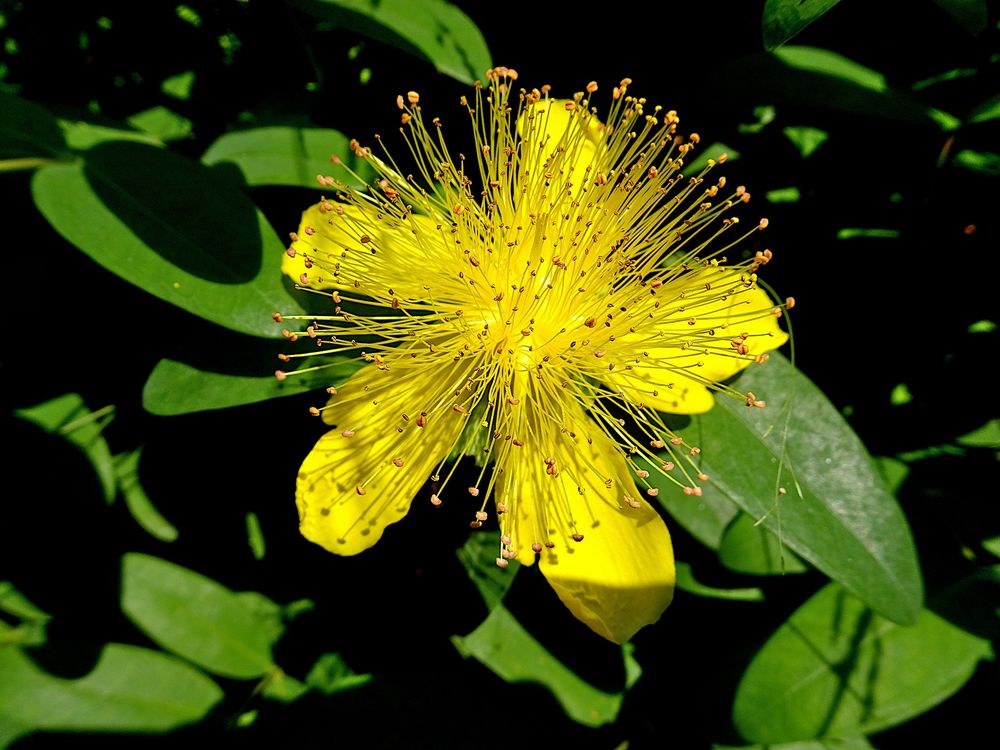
(407, 90, 420, 105)
(272, 312, 283, 323)
(452, 404, 466, 414)
(341, 429, 355, 438)
(661, 461, 675, 471)
(392, 458, 404, 468)
(355, 485, 366, 495)
(496, 503, 508, 514)
(650, 439, 665, 449)
(308, 407, 321, 417)
(495, 557, 509, 568)
(624, 496, 642, 509)
(571, 533, 585, 542)
(469, 520, 482, 529)
(531, 542, 543, 553)
(670, 437, 683, 446)
(786, 296, 796, 309)
(278, 353, 290, 362)
(697, 473, 710, 482)
(759, 218, 769, 229)
(274, 370, 287, 381)
(584, 317, 596, 327)
(755, 353, 770, 365)
(415, 414, 427, 427)
(689, 447, 701, 456)
(468, 487, 480, 497)
(430, 494, 442, 506)
(636, 469, 650, 479)
(475, 510, 488, 521)
(586, 81, 598, 93)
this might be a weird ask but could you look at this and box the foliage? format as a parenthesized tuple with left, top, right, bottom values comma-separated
(2, 0, 997, 747)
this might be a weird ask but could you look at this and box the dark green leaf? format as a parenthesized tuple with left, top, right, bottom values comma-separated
(766, 187, 801, 203)
(246, 512, 266, 560)
(836, 228, 901, 240)
(953, 149, 1000, 176)
(114, 449, 179, 542)
(202, 126, 373, 189)
(0, 582, 49, 622)
(125, 106, 193, 142)
(290, 0, 491, 85)
(969, 94, 1000, 123)
(305, 653, 373, 694)
(783, 126, 829, 158)
(762, 0, 842, 51)
(456, 530, 518, 609)
(931, 0, 988, 34)
(716, 738, 874, 750)
(0, 92, 66, 159)
(874, 457, 910, 494)
(774, 47, 886, 93)
(161, 71, 196, 101)
(733, 583, 992, 743)
(674, 353, 924, 624)
(658, 481, 740, 550)
(14, 394, 116, 503)
(718, 514, 809, 576)
(142, 355, 362, 415)
(59, 119, 163, 150)
(955, 419, 1000, 448)
(31, 142, 304, 338)
(120, 553, 280, 678)
(676, 561, 766, 601)
(452, 605, 625, 727)
(0, 644, 222, 747)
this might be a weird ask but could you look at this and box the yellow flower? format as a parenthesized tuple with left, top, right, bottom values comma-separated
(275, 69, 789, 643)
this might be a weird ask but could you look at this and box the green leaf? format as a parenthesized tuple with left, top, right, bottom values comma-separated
(969, 94, 1000, 123)
(762, 0, 842, 51)
(932, 0, 988, 34)
(953, 149, 1000, 176)
(658, 479, 740, 550)
(874, 457, 910, 494)
(58, 118, 164, 150)
(766, 186, 801, 203)
(837, 228, 901, 240)
(452, 605, 626, 727)
(290, 0, 491, 85)
(680, 352, 924, 624)
(716, 738, 875, 750)
(31, 142, 304, 338)
(0, 92, 66, 159)
(774, 47, 887, 93)
(114, 449, 179, 542)
(733, 583, 993, 743)
(161, 71, 196, 101)
(120, 553, 281, 679)
(456, 530, 518, 609)
(0, 582, 49, 622)
(142, 355, 362, 415)
(246, 512, 266, 560)
(202, 126, 373, 189)
(261, 670, 310, 703)
(783, 126, 829, 158)
(14, 393, 116, 503)
(0, 583, 49, 647)
(682, 142, 740, 177)
(718, 513, 809, 576)
(0, 643, 222, 747)
(675, 561, 766, 601)
(955, 419, 1000, 448)
(125, 106, 193, 142)
(305, 652, 373, 694)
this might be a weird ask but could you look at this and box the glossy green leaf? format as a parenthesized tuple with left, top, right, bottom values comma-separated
(762, 0, 842, 51)
(114, 449, 179, 542)
(874, 457, 910, 494)
(452, 605, 625, 727)
(717, 738, 874, 750)
(733, 583, 992, 743)
(0, 92, 66, 159)
(675, 562, 766, 601)
(774, 47, 887, 93)
(291, 0, 491, 85)
(969, 94, 1000, 123)
(955, 419, 1000, 448)
(261, 670, 310, 703)
(31, 142, 304, 338)
(658, 482, 740, 550)
(142, 355, 362, 415)
(14, 393, 116, 503)
(718, 513, 809, 576)
(58, 118, 163, 150)
(161, 70, 195, 101)
(0, 643, 222, 747)
(783, 126, 829, 158)
(120, 553, 280, 678)
(202, 126, 373, 189)
(766, 186, 801, 203)
(456, 530, 518, 609)
(953, 149, 1000, 176)
(932, 0, 988, 34)
(306, 652, 373, 694)
(678, 352, 924, 624)
(0, 582, 49, 622)
(125, 106, 193, 142)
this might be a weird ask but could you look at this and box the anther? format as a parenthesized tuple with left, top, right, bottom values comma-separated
(571, 533, 584, 542)
(341, 429, 355, 438)
(430, 494, 442, 506)
(308, 407, 320, 417)
(393, 458, 404, 468)
(272, 312, 283, 323)
(468, 487, 480, 497)
(786, 296, 796, 309)
(646, 487, 659, 497)
(274, 370, 287, 381)
(475, 510, 488, 521)
(495, 558, 509, 568)
(531, 542, 543, 553)
(355, 485, 366, 495)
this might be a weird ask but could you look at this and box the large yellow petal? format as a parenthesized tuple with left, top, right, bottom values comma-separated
(296, 360, 468, 556)
(516, 98, 603, 197)
(603, 272, 789, 414)
(502, 399, 675, 643)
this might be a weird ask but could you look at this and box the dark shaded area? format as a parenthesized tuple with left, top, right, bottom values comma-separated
(2, 0, 998, 749)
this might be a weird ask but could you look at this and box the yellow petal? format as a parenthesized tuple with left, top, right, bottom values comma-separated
(516, 99, 604, 197)
(503, 401, 675, 643)
(296, 361, 466, 556)
(281, 202, 450, 299)
(604, 272, 788, 414)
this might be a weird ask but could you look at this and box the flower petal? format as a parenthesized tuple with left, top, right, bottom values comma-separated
(504, 401, 675, 643)
(603, 274, 789, 414)
(282, 202, 451, 299)
(297, 361, 467, 556)
(517, 99, 604, 196)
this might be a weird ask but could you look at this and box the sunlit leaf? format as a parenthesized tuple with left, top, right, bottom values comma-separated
(783, 126, 829, 158)
(766, 186, 801, 203)
(762, 0, 842, 51)
(142, 355, 362, 416)
(0, 644, 222, 747)
(675, 561, 766, 601)
(290, 0, 491, 85)
(968, 93, 1000, 123)
(452, 605, 626, 727)
(202, 126, 373, 189)
(261, 670, 310, 703)
(14, 393, 116, 503)
(658, 482, 740, 550)
(733, 583, 993, 743)
(0, 583, 49, 647)
(125, 106, 193, 142)
(246, 511, 266, 560)
(953, 149, 1000, 176)
(31, 142, 304, 338)
(774, 47, 887, 93)
(114, 448, 179, 542)
(955, 419, 1000, 448)
(671, 353, 924, 625)
(306, 653, 373, 694)
(873, 457, 910, 494)
(161, 70, 195, 101)
(58, 119, 163, 150)
(716, 737, 875, 750)
(120, 553, 280, 678)
(718, 514, 809, 576)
